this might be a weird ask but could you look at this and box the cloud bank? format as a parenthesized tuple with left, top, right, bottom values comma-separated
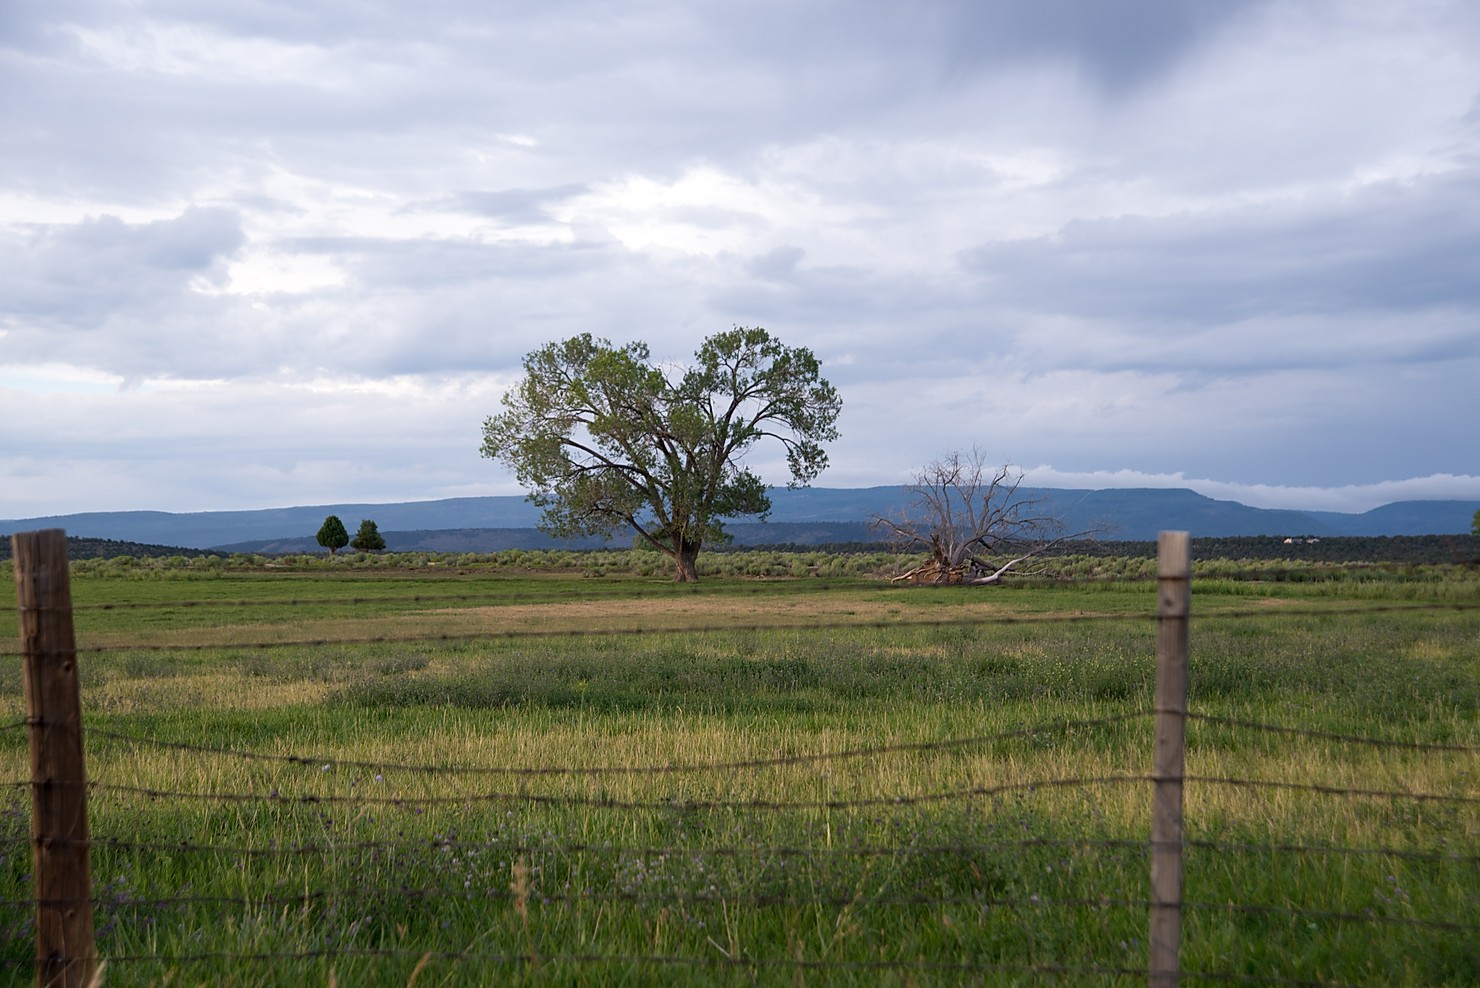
(2, 0, 1478, 517)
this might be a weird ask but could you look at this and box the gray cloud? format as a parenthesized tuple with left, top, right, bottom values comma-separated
(0, 207, 245, 328)
(746, 246, 805, 282)
(941, 0, 1271, 93)
(2, 0, 1478, 513)
(405, 185, 590, 225)
(958, 171, 1480, 364)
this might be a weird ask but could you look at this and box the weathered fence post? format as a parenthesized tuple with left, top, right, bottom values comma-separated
(12, 530, 96, 988)
(1149, 531, 1190, 987)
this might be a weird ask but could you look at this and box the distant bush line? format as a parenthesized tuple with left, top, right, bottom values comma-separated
(0, 533, 1475, 570)
(1062, 534, 1480, 565)
(0, 536, 225, 562)
(763, 534, 1478, 566)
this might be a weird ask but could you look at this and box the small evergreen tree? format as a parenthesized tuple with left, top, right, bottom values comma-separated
(316, 515, 350, 556)
(1473, 508, 1479, 536)
(351, 518, 386, 552)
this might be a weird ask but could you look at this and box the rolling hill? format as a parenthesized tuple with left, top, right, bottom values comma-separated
(3, 488, 1476, 551)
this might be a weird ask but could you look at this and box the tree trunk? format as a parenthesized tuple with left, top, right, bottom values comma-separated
(673, 541, 701, 582)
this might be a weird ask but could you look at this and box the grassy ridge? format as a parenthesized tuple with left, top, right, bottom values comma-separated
(0, 566, 1475, 985)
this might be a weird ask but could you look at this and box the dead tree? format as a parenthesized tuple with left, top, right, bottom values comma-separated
(875, 449, 1080, 586)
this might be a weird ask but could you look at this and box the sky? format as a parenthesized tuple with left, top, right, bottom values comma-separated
(3, 0, 1479, 519)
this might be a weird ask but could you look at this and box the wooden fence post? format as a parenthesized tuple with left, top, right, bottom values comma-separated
(1150, 530, 1190, 988)
(12, 530, 96, 988)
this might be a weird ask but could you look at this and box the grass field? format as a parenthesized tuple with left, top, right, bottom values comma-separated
(0, 558, 1476, 986)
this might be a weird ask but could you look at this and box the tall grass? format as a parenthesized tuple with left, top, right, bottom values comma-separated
(0, 564, 1475, 985)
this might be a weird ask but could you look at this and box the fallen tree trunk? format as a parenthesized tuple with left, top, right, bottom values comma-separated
(890, 552, 1037, 586)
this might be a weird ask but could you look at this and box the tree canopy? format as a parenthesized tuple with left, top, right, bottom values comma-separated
(316, 515, 349, 556)
(480, 327, 841, 581)
(351, 519, 386, 553)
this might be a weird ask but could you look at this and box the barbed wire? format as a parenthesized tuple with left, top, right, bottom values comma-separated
(2, 600, 1474, 659)
(5, 714, 1475, 823)
(0, 888, 1154, 914)
(66, 710, 1475, 777)
(67, 773, 1478, 811)
(52, 598, 1480, 621)
(71, 834, 1150, 861)
(77, 711, 1148, 777)
(1186, 714, 1480, 754)
(0, 611, 1155, 659)
(29, 834, 1476, 867)
(43, 579, 1480, 618)
(1181, 839, 1479, 864)
(6, 884, 1474, 936)
(4, 583, 1474, 985)
(8, 718, 1468, 786)
(85, 773, 1153, 812)
(5, 717, 1474, 815)
(1185, 776, 1480, 805)
(95, 772, 1480, 813)
(1181, 900, 1479, 934)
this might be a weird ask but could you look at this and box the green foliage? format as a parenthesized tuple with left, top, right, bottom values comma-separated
(480, 327, 841, 581)
(349, 518, 385, 553)
(315, 515, 349, 556)
(1473, 508, 1479, 536)
(46, 544, 1480, 598)
(0, 573, 1473, 985)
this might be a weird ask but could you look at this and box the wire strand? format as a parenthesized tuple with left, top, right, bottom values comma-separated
(1186, 775, 1480, 805)
(1187, 714, 1480, 754)
(80, 712, 1148, 777)
(87, 773, 1153, 811)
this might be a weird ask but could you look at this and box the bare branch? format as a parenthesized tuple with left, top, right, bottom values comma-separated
(878, 448, 1094, 587)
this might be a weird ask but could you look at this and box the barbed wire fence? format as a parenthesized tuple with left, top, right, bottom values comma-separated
(4, 529, 1478, 987)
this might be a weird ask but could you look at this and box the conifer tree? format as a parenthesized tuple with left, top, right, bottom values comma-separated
(351, 518, 386, 552)
(316, 515, 350, 556)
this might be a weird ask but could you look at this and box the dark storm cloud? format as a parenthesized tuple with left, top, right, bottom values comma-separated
(940, 0, 1271, 92)
(0, 2, 985, 202)
(958, 170, 1480, 347)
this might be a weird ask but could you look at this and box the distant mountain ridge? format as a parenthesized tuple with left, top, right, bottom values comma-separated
(3, 488, 1477, 550)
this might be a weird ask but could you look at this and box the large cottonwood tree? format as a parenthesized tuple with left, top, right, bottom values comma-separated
(481, 327, 841, 582)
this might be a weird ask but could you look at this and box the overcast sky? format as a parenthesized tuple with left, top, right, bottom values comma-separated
(3, 0, 1478, 518)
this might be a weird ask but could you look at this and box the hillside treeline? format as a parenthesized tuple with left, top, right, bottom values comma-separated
(731, 535, 1480, 566)
(1, 534, 1475, 568)
(0, 537, 224, 562)
(1075, 534, 1480, 565)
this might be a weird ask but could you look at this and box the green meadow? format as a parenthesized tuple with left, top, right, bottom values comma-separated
(0, 554, 1476, 986)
